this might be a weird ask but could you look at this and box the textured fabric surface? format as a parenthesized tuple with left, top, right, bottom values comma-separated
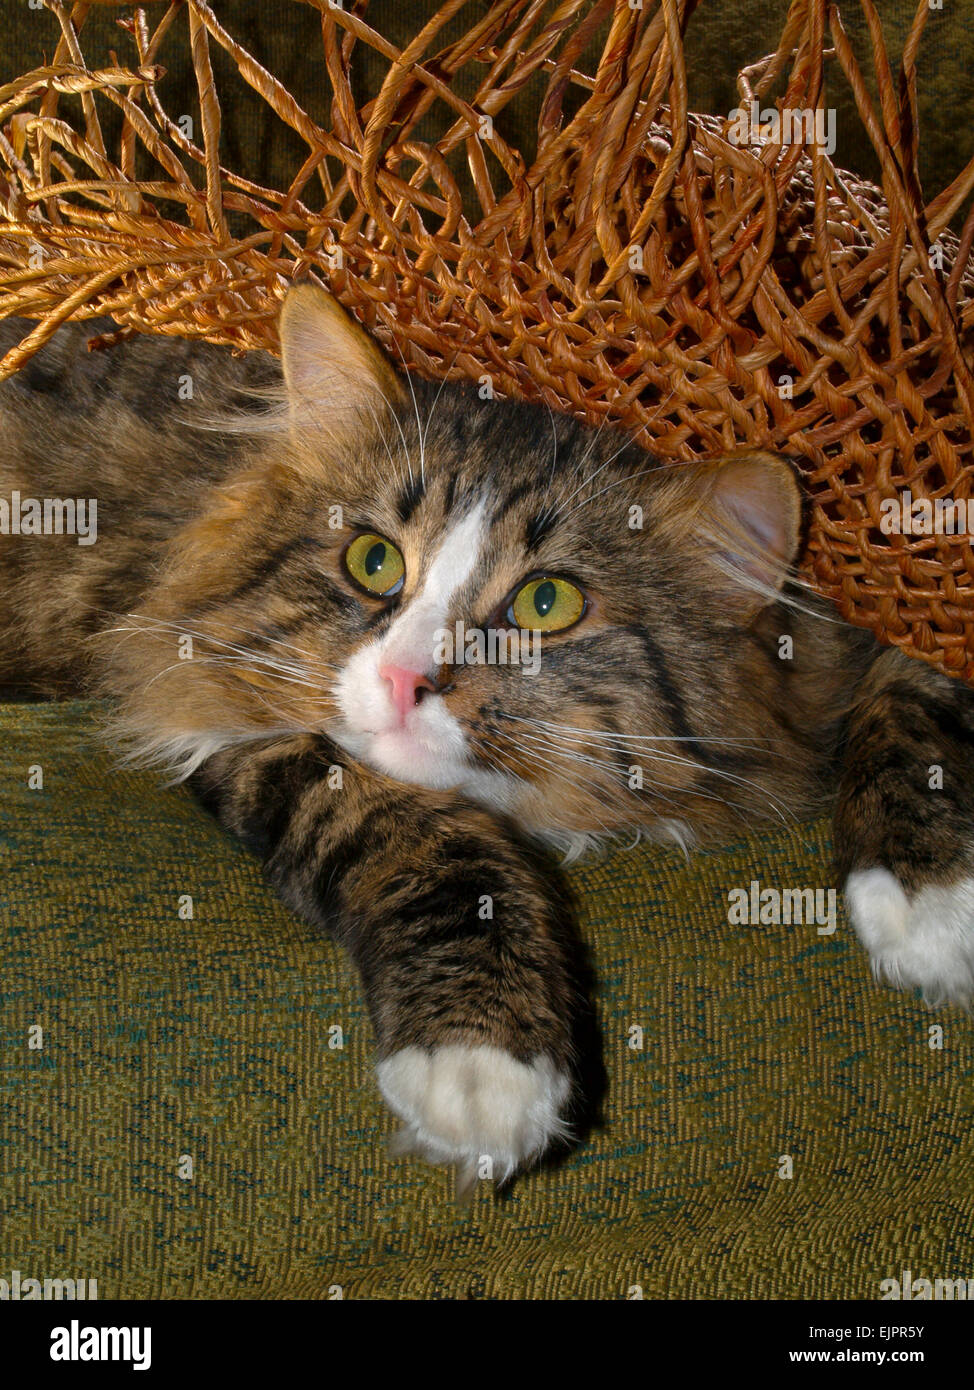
(1, 701, 971, 1299)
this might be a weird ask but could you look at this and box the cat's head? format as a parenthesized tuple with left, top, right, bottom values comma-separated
(107, 284, 806, 850)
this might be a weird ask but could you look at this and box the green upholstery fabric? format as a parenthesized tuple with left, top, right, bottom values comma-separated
(2, 701, 971, 1299)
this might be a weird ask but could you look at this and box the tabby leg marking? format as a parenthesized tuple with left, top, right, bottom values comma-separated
(845, 866, 974, 1006)
(377, 1044, 571, 1188)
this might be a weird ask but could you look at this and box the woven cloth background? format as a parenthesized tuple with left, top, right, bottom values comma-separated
(1, 701, 970, 1300)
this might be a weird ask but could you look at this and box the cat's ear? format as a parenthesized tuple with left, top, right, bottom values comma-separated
(691, 451, 803, 613)
(278, 283, 405, 428)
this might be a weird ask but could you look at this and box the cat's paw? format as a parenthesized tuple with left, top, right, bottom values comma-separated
(845, 866, 974, 1007)
(376, 1044, 571, 1190)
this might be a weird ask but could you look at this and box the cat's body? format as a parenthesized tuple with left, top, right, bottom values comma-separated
(2, 287, 973, 1188)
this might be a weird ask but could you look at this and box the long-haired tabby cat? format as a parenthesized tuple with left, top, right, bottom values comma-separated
(2, 285, 972, 1190)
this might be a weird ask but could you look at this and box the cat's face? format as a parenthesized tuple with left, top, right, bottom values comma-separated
(111, 286, 804, 848)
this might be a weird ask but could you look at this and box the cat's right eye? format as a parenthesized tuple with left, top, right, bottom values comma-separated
(343, 532, 405, 597)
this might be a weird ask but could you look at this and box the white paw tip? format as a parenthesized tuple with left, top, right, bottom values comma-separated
(845, 867, 911, 953)
(377, 1043, 572, 1186)
(845, 866, 974, 1007)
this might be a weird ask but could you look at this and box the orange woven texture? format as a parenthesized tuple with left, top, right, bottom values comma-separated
(1, 0, 973, 675)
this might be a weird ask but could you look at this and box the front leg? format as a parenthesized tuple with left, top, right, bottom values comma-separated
(193, 734, 579, 1188)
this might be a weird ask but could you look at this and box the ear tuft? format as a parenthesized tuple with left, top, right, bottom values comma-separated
(278, 283, 405, 427)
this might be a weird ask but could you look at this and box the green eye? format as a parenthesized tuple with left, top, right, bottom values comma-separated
(509, 576, 586, 632)
(344, 532, 405, 597)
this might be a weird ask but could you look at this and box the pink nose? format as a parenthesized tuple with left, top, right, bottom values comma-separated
(379, 664, 436, 722)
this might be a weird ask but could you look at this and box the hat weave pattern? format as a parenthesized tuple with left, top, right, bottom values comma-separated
(1, 1, 973, 673)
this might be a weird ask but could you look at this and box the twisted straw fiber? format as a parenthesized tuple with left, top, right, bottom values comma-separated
(1, 1, 973, 674)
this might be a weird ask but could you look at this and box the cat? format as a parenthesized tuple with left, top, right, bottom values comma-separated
(2, 283, 973, 1190)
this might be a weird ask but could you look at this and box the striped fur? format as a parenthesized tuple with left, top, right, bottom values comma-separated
(2, 285, 974, 1184)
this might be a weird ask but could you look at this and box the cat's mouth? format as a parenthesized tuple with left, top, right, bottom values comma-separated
(326, 714, 476, 792)
(329, 645, 519, 802)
